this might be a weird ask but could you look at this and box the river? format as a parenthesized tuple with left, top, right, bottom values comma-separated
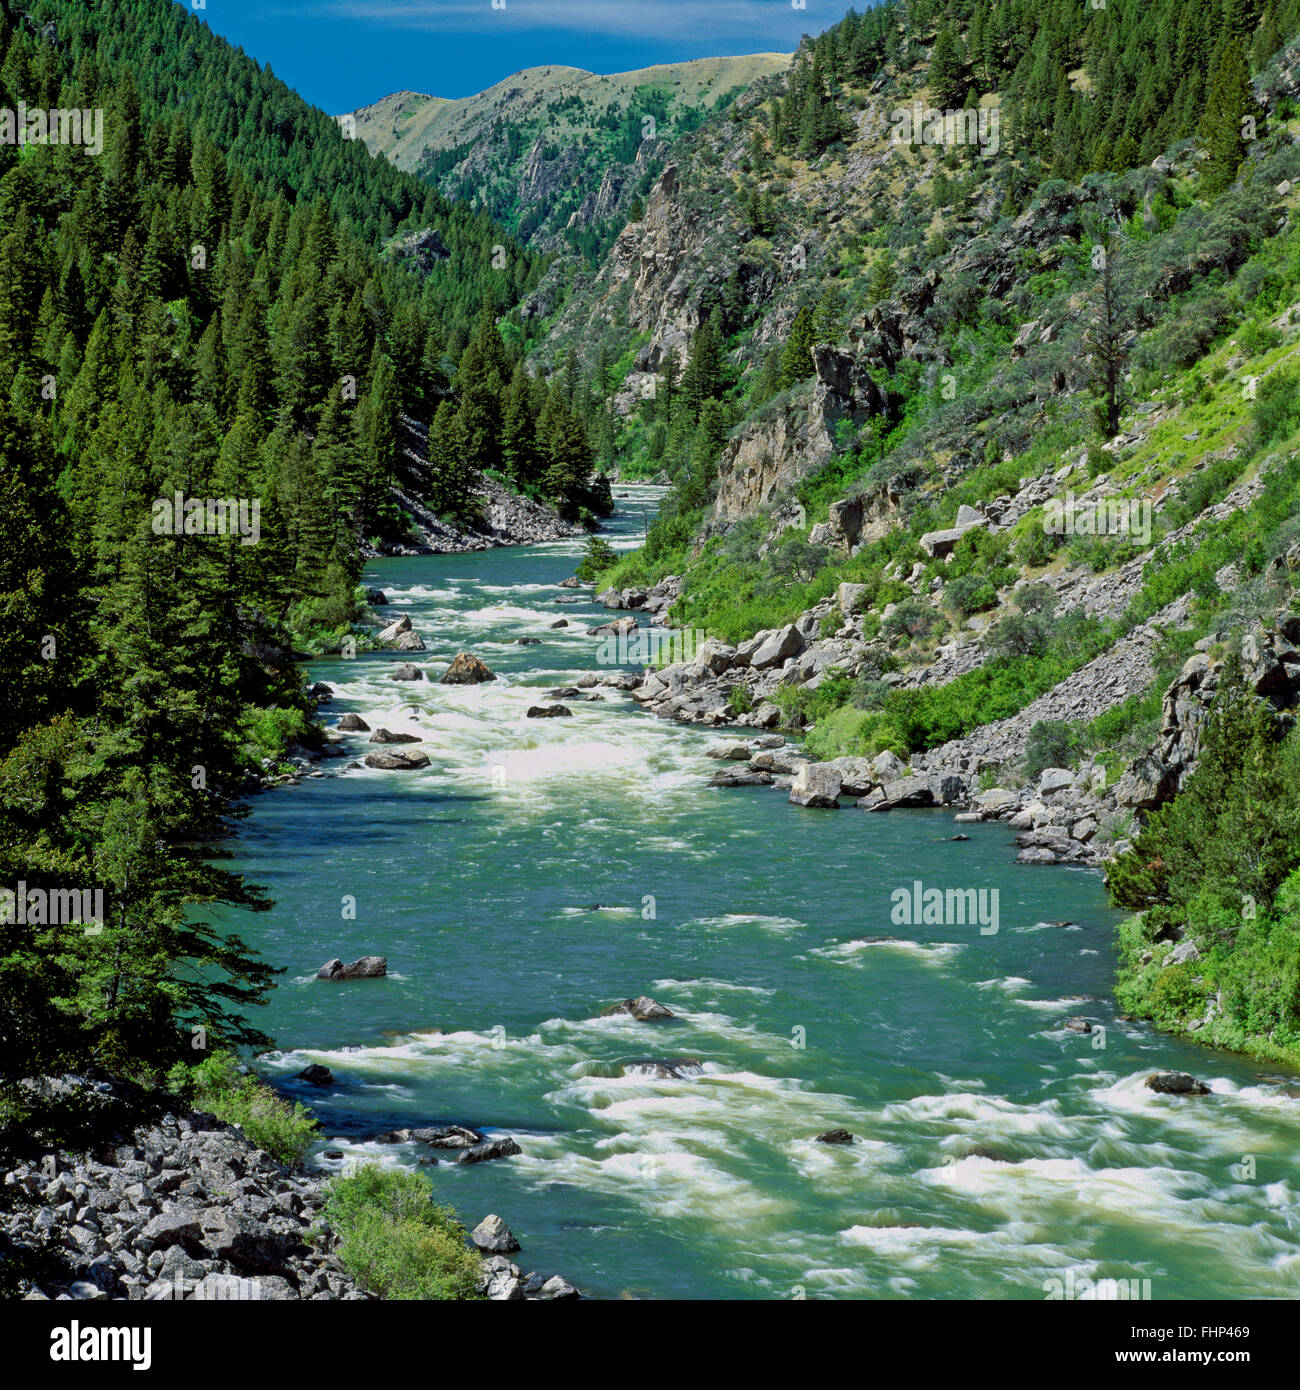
(223, 484, 1300, 1300)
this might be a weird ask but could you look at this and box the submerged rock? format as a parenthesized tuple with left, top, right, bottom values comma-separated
(620, 1058, 704, 1079)
(602, 996, 675, 1021)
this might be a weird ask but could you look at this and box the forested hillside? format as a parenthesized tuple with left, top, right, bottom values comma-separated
(0, 0, 611, 1144)
(559, 1, 1300, 1063)
(347, 55, 790, 260)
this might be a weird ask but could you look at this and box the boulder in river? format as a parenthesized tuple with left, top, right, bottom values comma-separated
(377, 615, 412, 641)
(365, 588, 388, 605)
(458, 1136, 522, 1165)
(602, 996, 675, 1021)
(296, 1064, 335, 1086)
(710, 767, 773, 787)
(441, 652, 496, 684)
(368, 728, 421, 744)
(789, 763, 843, 809)
(336, 713, 370, 732)
(394, 631, 427, 652)
(364, 749, 431, 770)
(706, 741, 753, 761)
(316, 956, 387, 981)
(411, 1125, 483, 1149)
(527, 704, 572, 718)
(587, 616, 638, 637)
(390, 664, 424, 681)
(1063, 1017, 1093, 1034)
(1145, 1071, 1210, 1096)
(516, 637, 542, 646)
(470, 1215, 520, 1253)
(308, 682, 335, 703)
(814, 1129, 855, 1145)
(550, 618, 569, 629)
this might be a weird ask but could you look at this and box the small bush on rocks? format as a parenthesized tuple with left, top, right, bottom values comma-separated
(319, 1165, 482, 1301)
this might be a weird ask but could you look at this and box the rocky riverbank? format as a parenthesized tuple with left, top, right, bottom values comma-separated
(571, 582, 1300, 870)
(4, 1076, 578, 1302)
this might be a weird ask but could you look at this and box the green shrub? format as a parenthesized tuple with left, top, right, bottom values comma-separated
(1022, 719, 1084, 779)
(576, 534, 618, 582)
(728, 683, 754, 715)
(320, 1165, 482, 1301)
(179, 1053, 318, 1168)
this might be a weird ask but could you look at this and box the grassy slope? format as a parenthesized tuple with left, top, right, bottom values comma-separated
(346, 54, 792, 172)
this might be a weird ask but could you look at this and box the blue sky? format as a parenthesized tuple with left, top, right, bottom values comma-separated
(198, 0, 831, 112)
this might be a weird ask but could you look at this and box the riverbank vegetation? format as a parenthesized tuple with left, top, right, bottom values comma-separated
(1110, 664, 1300, 1064)
(317, 1165, 483, 1301)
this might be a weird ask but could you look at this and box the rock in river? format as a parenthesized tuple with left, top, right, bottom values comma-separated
(316, 956, 387, 981)
(458, 1136, 522, 1165)
(440, 652, 497, 684)
(527, 704, 572, 718)
(602, 996, 675, 1021)
(789, 763, 842, 808)
(364, 749, 430, 770)
(1145, 1071, 1210, 1096)
(471, 1214, 520, 1253)
(814, 1129, 856, 1145)
(296, 1064, 335, 1086)
(390, 664, 424, 681)
(367, 728, 421, 744)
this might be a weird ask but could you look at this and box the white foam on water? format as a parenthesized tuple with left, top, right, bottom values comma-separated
(692, 913, 808, 934)
(805, 937, 963, 965)
(841, 1224, 981, 1254)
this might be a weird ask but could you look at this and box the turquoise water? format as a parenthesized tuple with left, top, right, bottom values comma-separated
(226, 486, 1300, 1300)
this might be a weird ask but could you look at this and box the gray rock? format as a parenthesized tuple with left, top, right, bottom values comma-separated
(363, 749, 431, 770)
(470, 1214, 520, 1253)
(1145, 1071, 1210, 1096)
(457, 1137, 523, 1165)
(316, 956, 387, 981)
(602, 996, 674, 1021)
(789, 763, 842, 808)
